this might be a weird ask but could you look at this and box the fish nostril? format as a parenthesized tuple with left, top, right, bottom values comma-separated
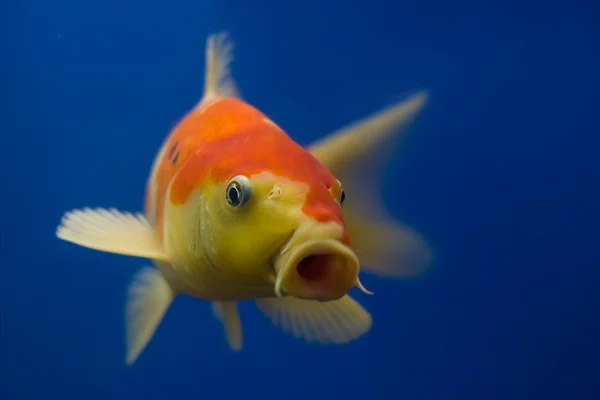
(267, 184, 283, 200)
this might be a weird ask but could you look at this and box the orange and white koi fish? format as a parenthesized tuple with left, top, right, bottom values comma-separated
(56, 32, 432, 365)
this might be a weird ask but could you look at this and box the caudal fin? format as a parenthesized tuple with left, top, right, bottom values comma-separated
(308, 91, 433, 277)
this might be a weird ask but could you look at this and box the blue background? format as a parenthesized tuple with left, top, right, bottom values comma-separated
(2, 0, 599, 398)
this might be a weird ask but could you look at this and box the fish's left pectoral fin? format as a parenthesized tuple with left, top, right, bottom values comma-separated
(255, 294, 372, 344)
(212, 301, 243, 351)
(56, 207, 168, 262)
(126, 266, 175, 365)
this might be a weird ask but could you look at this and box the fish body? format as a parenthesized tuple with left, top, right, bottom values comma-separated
(145, 96, 351, 302)
(56, 33, 432, 365)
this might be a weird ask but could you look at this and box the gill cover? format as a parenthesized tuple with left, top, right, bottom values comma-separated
(201, 172, 305, 283)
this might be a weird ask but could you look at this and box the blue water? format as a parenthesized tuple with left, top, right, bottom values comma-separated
(2, 0, 599, 399)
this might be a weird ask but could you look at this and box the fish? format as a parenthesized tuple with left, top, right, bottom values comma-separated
(55, 32, 432, 365)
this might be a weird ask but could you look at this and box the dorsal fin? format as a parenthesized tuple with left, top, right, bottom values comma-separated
(198, 32, 241, 107)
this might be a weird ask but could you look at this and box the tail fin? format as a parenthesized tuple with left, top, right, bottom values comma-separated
(309, 91, 433, 277)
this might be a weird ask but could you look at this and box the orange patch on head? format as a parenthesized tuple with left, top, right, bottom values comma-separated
(147, 98, 269, 235)
(148, 97, 350, 244)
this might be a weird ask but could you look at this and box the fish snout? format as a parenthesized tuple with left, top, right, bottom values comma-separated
(273, 238, 360, 302)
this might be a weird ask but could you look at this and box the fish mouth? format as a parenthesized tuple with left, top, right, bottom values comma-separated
(273, 238, 365, 302)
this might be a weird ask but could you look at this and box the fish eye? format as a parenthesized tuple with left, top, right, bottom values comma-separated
(225, 175, 252, 208)
(336, 179, 346, 207)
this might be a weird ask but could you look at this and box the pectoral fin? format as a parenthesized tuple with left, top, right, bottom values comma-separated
(56, 207, 168, 262)
(212, 301, 243, 351)
(125, 266, 175, 365)
(255, 295, 372, 344)
(308, 91, 433, 277)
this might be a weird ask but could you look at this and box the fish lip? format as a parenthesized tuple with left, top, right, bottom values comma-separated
(273, 238, 360, 301)
(266, 230, 295, 295)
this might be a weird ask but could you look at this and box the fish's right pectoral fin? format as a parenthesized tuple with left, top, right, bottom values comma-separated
(56, 207, 168, 262)
(125, 266, 175, 365)
(255, 294, 372, 344)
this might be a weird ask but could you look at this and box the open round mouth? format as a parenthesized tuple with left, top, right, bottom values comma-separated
(296, 254, 329, 281)
(274, 238, 360, 301)
(290, 250, 358, 301)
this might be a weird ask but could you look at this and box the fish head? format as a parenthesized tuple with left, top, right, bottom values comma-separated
(200, 133, 366, 301)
